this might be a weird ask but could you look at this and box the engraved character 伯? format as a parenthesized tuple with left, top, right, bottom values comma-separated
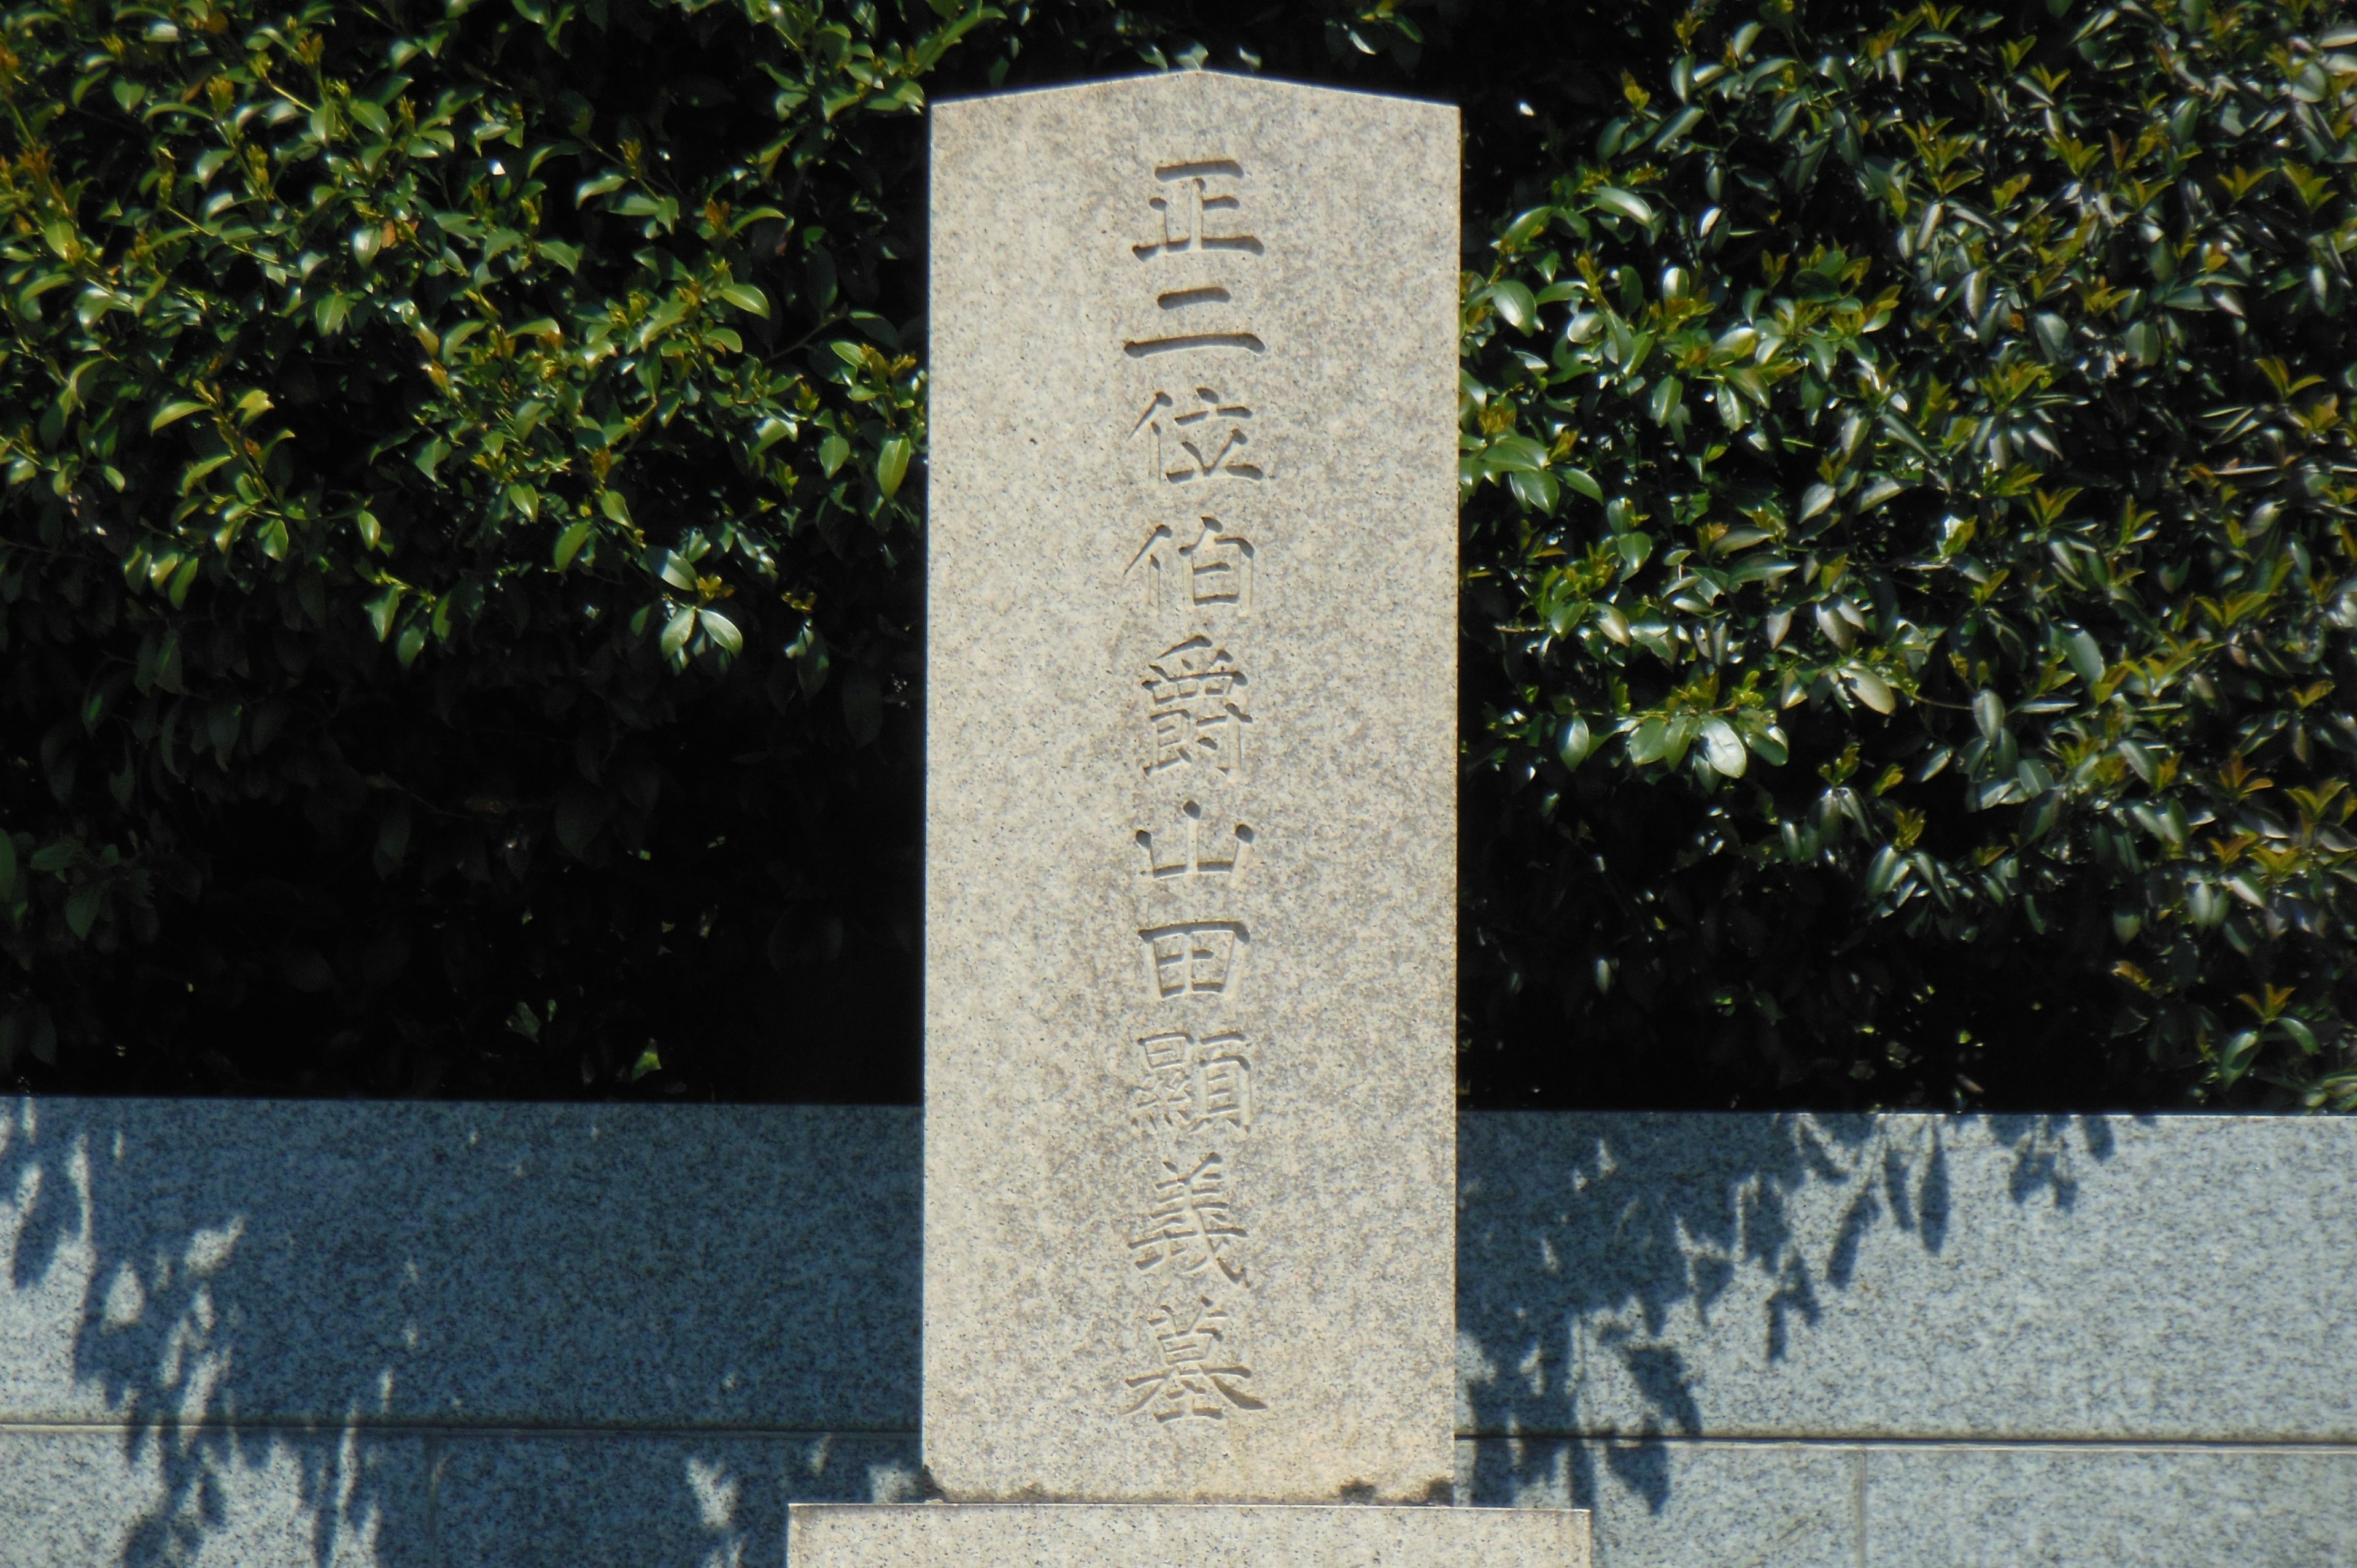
(1123, 1296, 1266, 1422)
(1127, 1150, 1247, 1281)
(1143, 637, 1250, 778)
(1128, 516, 1256, 619)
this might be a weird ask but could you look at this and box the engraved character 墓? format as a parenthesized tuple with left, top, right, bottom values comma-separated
(1123, 1297, 1266, 1422)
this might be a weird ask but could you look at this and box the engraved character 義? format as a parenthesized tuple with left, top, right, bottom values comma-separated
(1123, 1297, 1266, 1422)
(1128, 1151, 1247, 1281)
(1143, 637, 1250, 778)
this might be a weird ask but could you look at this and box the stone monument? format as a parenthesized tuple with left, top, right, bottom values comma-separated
(792, 69, 1590, 1564)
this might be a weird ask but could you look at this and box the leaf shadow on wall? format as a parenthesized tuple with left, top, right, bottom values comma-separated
(0, 1100, 924, 1567)
(1454, 1111, 2122, 1520)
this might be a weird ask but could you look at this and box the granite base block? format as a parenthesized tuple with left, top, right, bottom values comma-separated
(433, 1432, 922, 1568)
(1458, 1437, 1857, 1568)
(0, 1424, 430, 1568)
(789, 1502, 1590, 1567)
(1864, 1443, 2357, 1568)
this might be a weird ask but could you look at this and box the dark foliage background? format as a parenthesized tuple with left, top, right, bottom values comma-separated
(3, 0, 2353, 1110)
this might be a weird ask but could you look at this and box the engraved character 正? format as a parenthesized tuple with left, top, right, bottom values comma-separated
(1127, 160, 1264, 359)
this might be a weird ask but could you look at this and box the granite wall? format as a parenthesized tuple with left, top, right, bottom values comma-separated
(1, 1100, 2348, 1566)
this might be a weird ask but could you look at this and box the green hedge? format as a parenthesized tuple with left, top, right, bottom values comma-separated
(1, 0, 2352, 1110)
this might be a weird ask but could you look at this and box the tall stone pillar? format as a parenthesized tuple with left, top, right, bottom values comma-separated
(793, 69, 1588, 1566)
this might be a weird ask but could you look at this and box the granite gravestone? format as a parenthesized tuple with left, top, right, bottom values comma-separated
(794, 69, 1587, 1563)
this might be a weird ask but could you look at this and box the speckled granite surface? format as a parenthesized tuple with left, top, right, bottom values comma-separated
(4, 1099, 2351, 1566)
(924, 70, 1460, 1502)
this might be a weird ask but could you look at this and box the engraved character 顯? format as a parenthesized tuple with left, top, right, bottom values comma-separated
(1128, 1030, 1254, 1135)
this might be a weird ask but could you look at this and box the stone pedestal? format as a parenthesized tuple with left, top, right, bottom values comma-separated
(789, 1503, 1590, 1567)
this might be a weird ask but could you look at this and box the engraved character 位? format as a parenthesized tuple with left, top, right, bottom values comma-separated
(1132, 388, 1263, 485)
(1123, 1296, 1266, 1423)
(1142, 637, 1250, 778)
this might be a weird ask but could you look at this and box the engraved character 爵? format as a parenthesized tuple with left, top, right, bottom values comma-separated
(1123, 1296, 1266, 1422)
(1143, 637, 1250, 778)
(1128, 1150, 1247, 1281)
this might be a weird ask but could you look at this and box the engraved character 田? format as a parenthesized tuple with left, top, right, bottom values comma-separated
(1139, 921, 1245, 1001)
